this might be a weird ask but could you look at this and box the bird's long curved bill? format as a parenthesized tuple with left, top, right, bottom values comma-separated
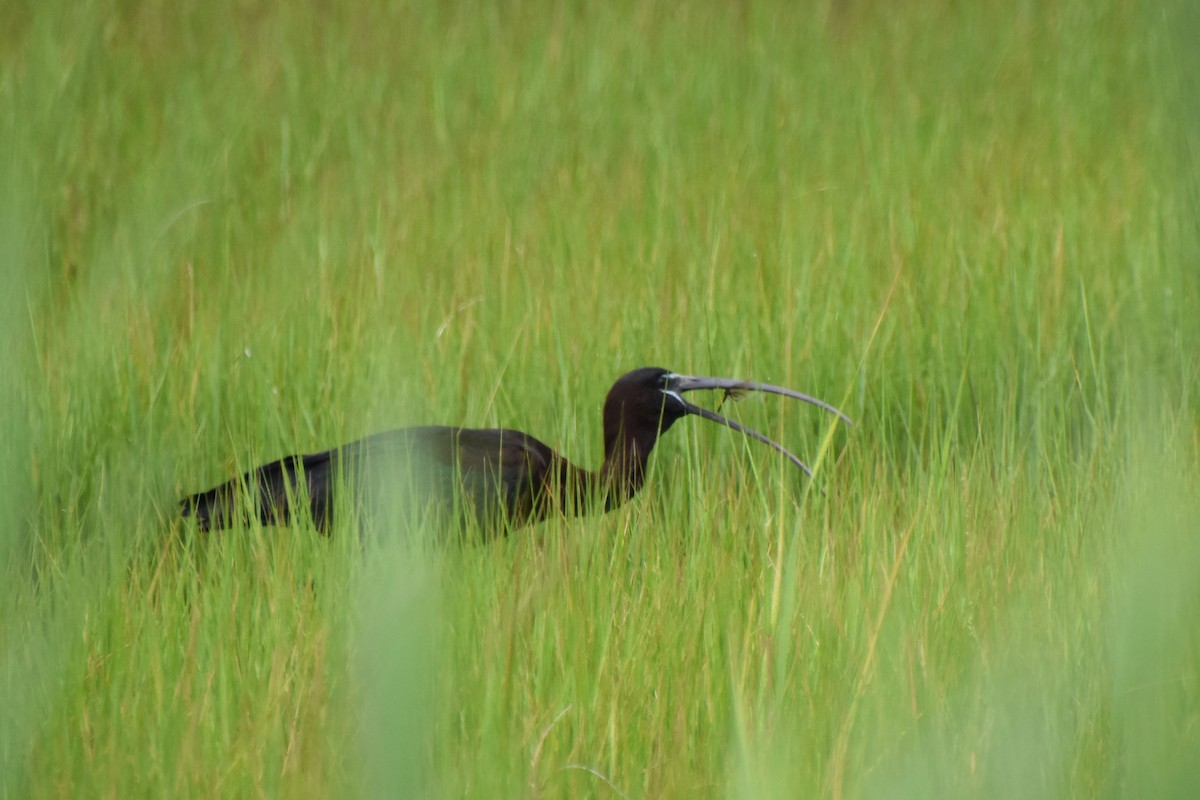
(680, 401, 816, 478)
(669, 373, 853, 480)
(672, 374, 854, 427)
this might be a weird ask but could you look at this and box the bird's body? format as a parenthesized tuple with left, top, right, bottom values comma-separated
(181, 367, 850, 534)
(184, 425, 606, 535)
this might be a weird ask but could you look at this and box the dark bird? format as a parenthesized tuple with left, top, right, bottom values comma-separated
(181, 367, 851, 535)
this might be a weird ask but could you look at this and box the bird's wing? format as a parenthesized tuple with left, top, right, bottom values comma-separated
(342, 426, 553, 525)
(443, 427, 551, 472)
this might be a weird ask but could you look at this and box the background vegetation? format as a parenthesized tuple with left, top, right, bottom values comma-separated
(2, 0, 1196, 797)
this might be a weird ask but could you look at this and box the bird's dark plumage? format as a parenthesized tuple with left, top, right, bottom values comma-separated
(181, 367, 851, 535)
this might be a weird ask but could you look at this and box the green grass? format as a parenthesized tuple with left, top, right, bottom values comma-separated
(2, 0, 1198, 797)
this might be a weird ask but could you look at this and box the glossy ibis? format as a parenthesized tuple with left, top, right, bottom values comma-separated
(181, 367, 851, 534)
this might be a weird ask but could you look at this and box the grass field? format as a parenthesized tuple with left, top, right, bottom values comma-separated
(2, 0, 1198, 797)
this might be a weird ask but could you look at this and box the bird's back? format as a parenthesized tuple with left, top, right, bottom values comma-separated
(183, 425, 560, 534)
(341, 425, 558, 530)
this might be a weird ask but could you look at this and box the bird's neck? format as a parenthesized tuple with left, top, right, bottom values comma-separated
(599, 424, 660, 510)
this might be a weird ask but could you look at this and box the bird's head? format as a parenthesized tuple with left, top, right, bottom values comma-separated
(603, 366, 852, 478)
